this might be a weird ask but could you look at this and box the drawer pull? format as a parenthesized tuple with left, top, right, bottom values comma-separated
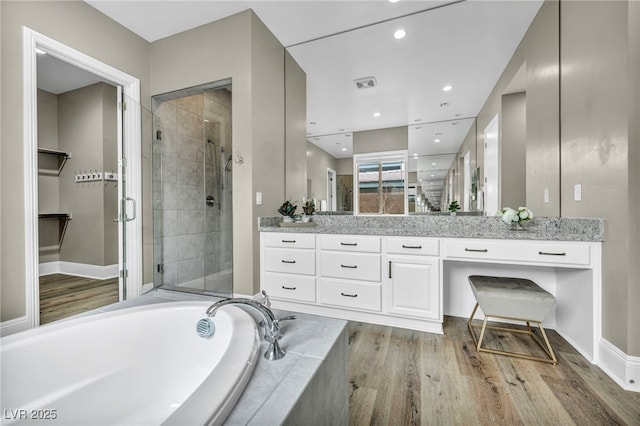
(389, 261, 392, 279)
(465, 248, 488, 253)
(281, 239, 296, 243)
(340, 292, 358, 298)
(341, 264, 358, 269)
(340, 242, 358, 246)
(281, 260, 296, 264)
(538, 251, 567, 256)
(282, 285, 297, 290)
(402, 244, 423, 249)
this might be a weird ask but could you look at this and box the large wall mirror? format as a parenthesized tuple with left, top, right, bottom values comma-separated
(287, 0, 559, 215)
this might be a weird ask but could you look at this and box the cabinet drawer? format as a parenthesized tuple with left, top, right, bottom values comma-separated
(320, 251, 381, 282)
(263, 273, 316, 303)
(318, 278, 381, 312)
(386, 237, 439, 256)
(263, 248, 316, 275)
(263, 232, 316, 249)
(319, 235, 381, 253)
(443, 240, 591, 266)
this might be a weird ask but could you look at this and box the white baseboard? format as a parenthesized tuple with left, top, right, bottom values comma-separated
(0, 316, 30, 337)
(39, 261, 118, 280)
(598, 338, 640, 392)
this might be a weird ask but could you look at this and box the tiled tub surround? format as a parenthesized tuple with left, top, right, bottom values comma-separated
(259, 215, 604, 371)
(259, 215, 604, 242)
(75, 290, 349, 425)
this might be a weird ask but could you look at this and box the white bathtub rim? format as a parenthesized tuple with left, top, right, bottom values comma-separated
(164, 305, 260, 426)
(1, 301, 260, 425)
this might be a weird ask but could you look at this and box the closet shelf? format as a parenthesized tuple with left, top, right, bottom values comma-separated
(38, 213, 72, 249)
(38, 147, 71, 175)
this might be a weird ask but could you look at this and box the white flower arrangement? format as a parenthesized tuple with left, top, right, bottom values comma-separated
(496, 206, 534, 226)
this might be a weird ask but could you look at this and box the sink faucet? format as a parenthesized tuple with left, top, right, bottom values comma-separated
(205, 297, 295, 360)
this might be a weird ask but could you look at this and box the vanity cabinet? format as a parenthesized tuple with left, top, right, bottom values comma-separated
(260, 232, 444, 333)
(317, 235, 382, 312)
(262, 233, 316, 303)
(386, 237, 440, 320)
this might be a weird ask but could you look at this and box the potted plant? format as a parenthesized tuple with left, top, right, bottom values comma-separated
(448, 200, 460, 216)
(301, 200, 315, 222)
(496, 206, 534, 230)
(277, 200, 297, 222)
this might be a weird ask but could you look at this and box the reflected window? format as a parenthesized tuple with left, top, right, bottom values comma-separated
(353, 151, 408, 215)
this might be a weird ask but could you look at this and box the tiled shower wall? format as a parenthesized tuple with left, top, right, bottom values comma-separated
(152, 87, 232, 293)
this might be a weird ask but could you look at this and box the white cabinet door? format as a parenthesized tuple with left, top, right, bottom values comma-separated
(386, 256, 440, 320)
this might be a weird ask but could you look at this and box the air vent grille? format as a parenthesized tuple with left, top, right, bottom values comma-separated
(354, 77, 377, 89)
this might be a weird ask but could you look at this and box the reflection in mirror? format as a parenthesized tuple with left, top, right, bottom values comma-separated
(354, 151, 407, 215)
(291, 1, 548, 215)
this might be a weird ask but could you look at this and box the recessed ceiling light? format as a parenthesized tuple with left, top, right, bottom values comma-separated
(434, 139, 441, 143)
(430, 174, 435, 177)
(373, 112, 381, 117)
(432, 162, 436, 166)
(442, 85, 453, 92)
(389, 0, 400, 3)
(394, 29, 406, 40)
(35, 48, 47, 55)
(341, 148, 347, 151)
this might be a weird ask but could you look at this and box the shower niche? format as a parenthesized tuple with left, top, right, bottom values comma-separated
(152, 80, 233, 296)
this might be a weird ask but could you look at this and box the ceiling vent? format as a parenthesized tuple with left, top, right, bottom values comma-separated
(354, 77, 377, 90)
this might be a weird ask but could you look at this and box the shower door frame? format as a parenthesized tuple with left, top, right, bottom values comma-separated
(20, 27, 143, 331)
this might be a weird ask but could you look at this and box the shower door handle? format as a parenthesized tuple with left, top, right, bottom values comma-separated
(125, 197, 136, 222)
(115, 197, 136, 222)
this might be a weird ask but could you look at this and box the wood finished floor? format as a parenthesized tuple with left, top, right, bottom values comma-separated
(39, 273, 119, 325)
(348, 318, 640, 426)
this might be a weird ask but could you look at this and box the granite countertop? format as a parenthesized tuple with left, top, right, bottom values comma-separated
(78, 289, 347, 425)
(259, 215, 605, 242)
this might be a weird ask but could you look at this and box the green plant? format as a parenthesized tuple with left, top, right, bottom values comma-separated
(448, 200, 460, 212)
(302, 200, 315, 215)
(277, 200, 297, 218)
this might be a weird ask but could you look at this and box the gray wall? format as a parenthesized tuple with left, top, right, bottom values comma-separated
(501, 92, 527, 209)
(58, 83, 117, 266)
(284, 51, 307, 203)
(1, 0, 151, 322)
(353, 126, 408, 154)
(560, 0, 637, 355)
(37, 90, 61, 263)
(306, 141, 338, 204)
(150, 10, 286, 296)
(458, 0, 639, 356)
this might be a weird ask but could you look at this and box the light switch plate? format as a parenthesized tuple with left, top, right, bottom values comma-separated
(256, 192, 263, 205)
(544, 189, 550, 203)
(574, 184, 582, 201)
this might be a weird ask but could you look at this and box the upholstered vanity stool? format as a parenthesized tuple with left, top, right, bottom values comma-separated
(467, 275, 557, 364)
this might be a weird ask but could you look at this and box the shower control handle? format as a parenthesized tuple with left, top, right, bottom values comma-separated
(206, 195, 215, 207)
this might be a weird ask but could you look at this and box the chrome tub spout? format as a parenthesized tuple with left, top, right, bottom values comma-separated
(206, 297, 294, 360)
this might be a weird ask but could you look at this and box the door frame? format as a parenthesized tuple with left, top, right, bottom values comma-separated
(483, 114, 500, 215)
(327, 167, 337, 211)
(22, 27, 142, 329)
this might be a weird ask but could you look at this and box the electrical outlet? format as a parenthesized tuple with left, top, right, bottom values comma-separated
(574, 184, 582, 201)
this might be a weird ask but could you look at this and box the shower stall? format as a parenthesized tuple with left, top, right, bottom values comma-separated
(152, 80, 233, 296)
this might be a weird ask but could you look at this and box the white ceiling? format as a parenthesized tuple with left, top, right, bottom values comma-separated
(56, 0, 542, 208)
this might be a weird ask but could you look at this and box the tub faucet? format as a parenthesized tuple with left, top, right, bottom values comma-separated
(205, 297, 295, 361)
